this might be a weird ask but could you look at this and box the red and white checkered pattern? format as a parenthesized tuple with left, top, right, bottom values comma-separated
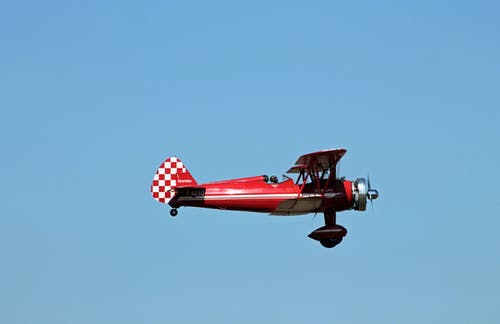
(151, 157, 195, 203)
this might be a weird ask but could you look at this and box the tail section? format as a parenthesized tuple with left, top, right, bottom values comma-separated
(151, 157, 197, 204)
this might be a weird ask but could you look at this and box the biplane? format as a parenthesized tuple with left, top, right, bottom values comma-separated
(151, 149, 379, 248)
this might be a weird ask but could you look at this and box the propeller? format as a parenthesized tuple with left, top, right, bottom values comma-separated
(366, 175, 379, 212)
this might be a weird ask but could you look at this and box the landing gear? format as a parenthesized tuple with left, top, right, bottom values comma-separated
(170, 208, 178, 217)
(308, 210, 348, 248)
(320, 238, 343, 248)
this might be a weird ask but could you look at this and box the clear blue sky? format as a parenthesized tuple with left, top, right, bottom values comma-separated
(1, 1, 499, 323)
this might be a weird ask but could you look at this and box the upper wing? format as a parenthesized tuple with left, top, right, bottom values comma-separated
(286, 164, 308, 174)
(287, 148, 346, 173)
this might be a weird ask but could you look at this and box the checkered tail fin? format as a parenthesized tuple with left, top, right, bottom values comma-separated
(151, 157, 197, 204)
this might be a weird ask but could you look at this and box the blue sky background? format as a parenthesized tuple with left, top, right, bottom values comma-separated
(1, 1, 499, 323)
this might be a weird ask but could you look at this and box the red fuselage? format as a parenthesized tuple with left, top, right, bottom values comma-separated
(169, 175, 353, 215)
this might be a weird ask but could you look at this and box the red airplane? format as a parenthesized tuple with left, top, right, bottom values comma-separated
(151, 148, 379, 248)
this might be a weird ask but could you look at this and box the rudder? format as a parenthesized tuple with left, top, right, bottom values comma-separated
(151, 157, 197, 204)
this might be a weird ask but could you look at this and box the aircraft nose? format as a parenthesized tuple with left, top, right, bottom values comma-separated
(366, 176, 379, 200)
(367, 189, 379, 200)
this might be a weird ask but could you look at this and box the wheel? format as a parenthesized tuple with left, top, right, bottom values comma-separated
(170, 209, 178, 217)
(320, 237, 343, 248)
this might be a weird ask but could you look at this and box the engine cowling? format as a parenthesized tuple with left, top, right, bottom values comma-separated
(352, 178, 379, 211)
(352, 178, 368, 211)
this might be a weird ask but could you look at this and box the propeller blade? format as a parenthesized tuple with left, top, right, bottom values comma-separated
(366, 175, 378, 215)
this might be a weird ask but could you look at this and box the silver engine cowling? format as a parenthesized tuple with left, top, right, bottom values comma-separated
(352, 178, 379, 211)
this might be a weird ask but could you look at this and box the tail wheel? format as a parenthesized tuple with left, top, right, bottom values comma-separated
(170, 209, 178, 217)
